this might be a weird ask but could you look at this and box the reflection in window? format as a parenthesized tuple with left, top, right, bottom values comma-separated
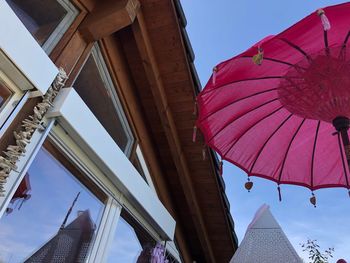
(73, 46, 134, 156)
(131, 154, 148, 183)
(106, 211, 155, 263)
(5, 0, 77, 53)
(0, 145, 105, 263)
(0, 70, 24, 131)
(0, 79, 13, 110)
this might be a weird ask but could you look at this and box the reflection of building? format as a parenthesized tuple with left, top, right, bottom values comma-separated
(0, 0, 238, 262)
(26, 210, 94, 263)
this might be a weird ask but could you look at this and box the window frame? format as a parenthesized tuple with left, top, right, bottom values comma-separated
(49, 122, 178, 262)
(41, 0, 79, 54)
(72, 44, 135, 157)
(0, 70, 26, 136)
(6, 0, 79, 54)
(0, 119, 55, 218)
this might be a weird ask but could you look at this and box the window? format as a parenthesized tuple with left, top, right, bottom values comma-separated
(106, 210, 156, 263)
(5, 0, 78, 53)
(73, 45, 134, 157)
(0, 143, 105, 263)
(0, 70, 24, 132)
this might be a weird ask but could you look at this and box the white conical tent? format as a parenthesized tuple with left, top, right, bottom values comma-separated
(230, 204, 302, 263)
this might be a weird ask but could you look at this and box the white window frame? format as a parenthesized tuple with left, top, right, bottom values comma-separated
(0, 92, 179, 262)
(42, 0, 79, 54)
(72, 44, 135, 157)
(5, 0, 78, 54)
(0, 0, 58, 95)
(47, 87, 175, 240)
(49, 121, 177, 262)
(0, 119, 55, 218)
(0, 1, 60, 215)
(0, 70, 26, 135)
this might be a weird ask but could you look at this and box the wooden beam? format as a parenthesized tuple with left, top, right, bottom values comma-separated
(100, 35, 193, 263)
(132, 11, 217, 263)
(79, 0, 140, 41)
(54, 31, 92, 76)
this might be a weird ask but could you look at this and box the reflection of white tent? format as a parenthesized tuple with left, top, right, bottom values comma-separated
(230, 204, 302, 263)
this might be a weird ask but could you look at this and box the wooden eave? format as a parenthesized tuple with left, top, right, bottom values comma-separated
(112, 0, 238, 262)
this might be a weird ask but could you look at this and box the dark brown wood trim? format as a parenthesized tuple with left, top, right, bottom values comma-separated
(132, 11, 216, 263)
(79, 0, 140, 42)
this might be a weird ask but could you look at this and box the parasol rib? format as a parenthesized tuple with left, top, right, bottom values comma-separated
(206, 98, 280, 143)
(222, 106, 284, 156)
(310, 121, 321, 190)
(277, 118, 306, 184)
(339, 30, 350, 58)
(199, 88, 278, 122)
(279, 38, 311, 61)
(337, 133, 350, 190)
(241, 56, 298, 67)
(201, 76, 289, 96)
(324, 31, 330, 56)
(343, 30, 350, 46)
(249, 113, 294, 174)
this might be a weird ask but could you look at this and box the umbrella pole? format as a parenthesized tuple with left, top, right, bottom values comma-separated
(333, 116, 350, 166)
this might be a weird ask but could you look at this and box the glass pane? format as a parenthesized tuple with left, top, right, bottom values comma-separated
(6, 0, 67, 46)
(132, 155, 148, 184)
(0, 146, 105, 263)
(74, 52, 133, 154)
(0, 79, 13, 110)
(106, 212, 156, 263)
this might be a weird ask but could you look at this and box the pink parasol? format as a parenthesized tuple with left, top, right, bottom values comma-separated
(196, 3, 350, 205)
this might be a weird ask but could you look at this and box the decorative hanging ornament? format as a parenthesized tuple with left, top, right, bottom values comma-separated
(202, 145, 207, 160)
(192, 125, 197, 142)
(277, 185, 282, 202)
(317, 9, 331, 31)
(245, 177, 253, 192)
(252, 46, 264, 65)
(310, 192, 317, 207)
(212, 66, 217, 85)
(193, 99, 198, 116)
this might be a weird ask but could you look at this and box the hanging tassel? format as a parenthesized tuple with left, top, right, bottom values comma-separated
(277, 185, 282, 202)
(202, 145, 207, 160)
(212, 67, 217, 85)
(252, 47, 264, 65)
(245, 177, 253, 192)
(219, 159, 223, 176)
(310, 192, 316, 207)
(317, 9, 331, 31)
(193, 99, 198, 116)
(192, 125, 197, 142)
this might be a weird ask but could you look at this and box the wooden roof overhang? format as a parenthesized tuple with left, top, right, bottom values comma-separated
(102, 1, 238, 262)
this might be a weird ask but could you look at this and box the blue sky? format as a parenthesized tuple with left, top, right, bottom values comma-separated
(181, 1, 350, 261)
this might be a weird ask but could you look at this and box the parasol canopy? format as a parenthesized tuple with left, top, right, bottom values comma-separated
(196, 2, 350, 204)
